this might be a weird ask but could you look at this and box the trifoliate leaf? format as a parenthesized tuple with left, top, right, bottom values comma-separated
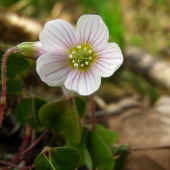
(34, 147, 80, 170)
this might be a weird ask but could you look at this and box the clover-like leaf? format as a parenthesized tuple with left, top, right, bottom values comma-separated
(95, 124, 119, 148)
(34, 147, 80, 170)
(66, 129, 92, 169)
(15, 98, 33, 126)
(98, 156, 115, 170)
(1, 53, 30, 80)
(87, 131, 112, 169)
(39, 99, 82, 144)
(33, 97, 48, 126)
(74, 96, 87, 118)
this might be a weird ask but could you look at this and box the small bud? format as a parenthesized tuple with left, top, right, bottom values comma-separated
(72, 50, 75, 54)
(89, 56, 92, 60)
(69, 54, 73, 58)
(72, 60, 75, 63)
(81, 64, 84, 67)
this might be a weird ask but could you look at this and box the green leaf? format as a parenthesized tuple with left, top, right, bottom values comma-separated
(98, 157, 115, 170)
(64, 101, 82, 144)
(5, 53, 30, 80)
(39, 100, 67, 131)
(39, 99, 82, 144)
(87, 131, 112, 168)
(33, 97, 48, 126)
(34, 153, 53, 170)
(112, 145, 129, 170)
(66, 130, 92, 170)
(95, 124, 119, 148)
(50, 147, 80, 170)
(34, 147, 80, 170)
(6, 79, 22, 94)
(15, 98, 33, 126)
(74, 96, 87, 118)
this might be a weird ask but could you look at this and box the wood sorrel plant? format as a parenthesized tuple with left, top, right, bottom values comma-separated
(0, 15, 124, 170)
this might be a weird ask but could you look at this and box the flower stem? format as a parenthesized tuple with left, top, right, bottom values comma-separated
(0, 47, 18, 127)
(130, 145, 170, 152)
(0, 160, 34, 170)
(90, 94, 96, 131)
(21, 129, 49, 156)
(12, 126, 31, 164)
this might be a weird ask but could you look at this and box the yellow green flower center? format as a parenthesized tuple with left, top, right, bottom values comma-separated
(68, 45, 96, 70)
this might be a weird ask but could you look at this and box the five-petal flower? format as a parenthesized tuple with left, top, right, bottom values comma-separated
(36, 15, 123, 96)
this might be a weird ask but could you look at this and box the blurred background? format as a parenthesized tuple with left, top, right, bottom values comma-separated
(0, 0, 170, 170)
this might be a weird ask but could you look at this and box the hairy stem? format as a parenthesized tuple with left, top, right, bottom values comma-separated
(0, 160, 34, 170)
(0, 47, 18, 127)
(90, 94, 96, 131)
(22, 129, 49, 156)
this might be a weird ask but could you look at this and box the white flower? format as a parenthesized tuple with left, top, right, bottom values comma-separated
(36, 15, 123, 96)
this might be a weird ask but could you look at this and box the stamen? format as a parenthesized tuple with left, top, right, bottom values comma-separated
(89, 56, 92, 60)
(88, 50, 92, 54)
(72, 60, 75, 63)
(69, 54, 73, 58)
(85, 61, 89, 65)
(72, 50, 75, 54)
(77, 45, 81, 49)
(81, 64, 84, 67)
(74, 63, 78, 67)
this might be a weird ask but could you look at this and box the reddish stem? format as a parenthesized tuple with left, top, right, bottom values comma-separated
(3, 126, 31, 170)
(0, 47, 18, 127)
(0, 160, 34, 170)
(130, 145, 170, 152)
(21, 129, 49, 156)
(90, 94, 96, 131)
(12, 126, 31, 164)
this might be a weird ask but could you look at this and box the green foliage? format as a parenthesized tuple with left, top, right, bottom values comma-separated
(33, 97, 48, 126)
(74, 96, 87, 118)
(39, 100, 67, 131)
(63, 101, 82, 144)
(34, 147, 80, 170)
(15, 96, 48, 127)
(39, 99, 82, 144)
(6, 79, 23, 94)
(66, 130, 92, 170)
(97, 157, 115, 170)
(1, 53, 30, 80)
(95, 124, 119, 148)
(87, 131, 112, 168)
(112, 145, 129, 170)
(15, 98, 33, 126)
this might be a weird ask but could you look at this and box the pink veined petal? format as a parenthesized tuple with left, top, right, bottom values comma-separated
(40, 19, 79, 53)
(76, 15, 109, 48)
(33, 41, 47, 57)
(36, 52, 72, 86)
(91, 43, 123, 77)
(64, 68, 101, 96)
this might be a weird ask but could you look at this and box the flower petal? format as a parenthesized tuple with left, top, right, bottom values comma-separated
(64, 69, 101, 96)
(91, 43, 123, 77)
(36, 52, 71, 86)
(76, 15, 109, 48)
(33, 41, 47, 57)
(40, 19, 79, 53)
